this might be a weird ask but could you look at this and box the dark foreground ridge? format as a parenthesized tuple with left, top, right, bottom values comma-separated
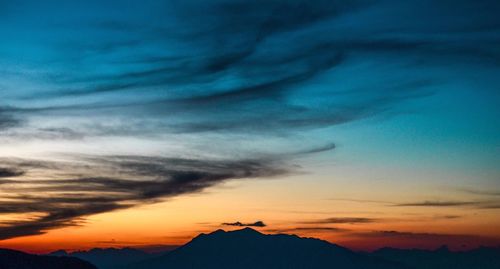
(371, 246, 500, 269)
(0, 248, 97, 269)
(50, 247, 163, 269)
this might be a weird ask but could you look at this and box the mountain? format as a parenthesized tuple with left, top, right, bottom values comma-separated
(50, 247, 164, 269)
(6, 229, 499, 269)
(126, 228, 405, 269)
(372, 245, 500, 269)
(0, 248, 97, 269)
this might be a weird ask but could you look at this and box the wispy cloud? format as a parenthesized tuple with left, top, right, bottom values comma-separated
(0, 108, 21, 131)
(459, 188, 500, 197)
(0, 155, 286, 240)
(301, 217, 377, 224)
(0, 0, 451, 140)
(331, 198, 500, 210)
(393, 201, 479, 207)
(267, 227, 347, 234)
(393, 200, 500, 209)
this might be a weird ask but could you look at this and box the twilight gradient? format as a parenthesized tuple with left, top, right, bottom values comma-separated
(0, 0, 499, 253)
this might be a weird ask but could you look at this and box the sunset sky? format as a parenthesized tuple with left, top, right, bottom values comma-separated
(1, 0, 499, 253)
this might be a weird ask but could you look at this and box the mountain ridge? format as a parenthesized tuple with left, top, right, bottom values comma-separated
(4, 228, 500, 269)
(126, 228, 405, 269)
(49, 246, 164, 269)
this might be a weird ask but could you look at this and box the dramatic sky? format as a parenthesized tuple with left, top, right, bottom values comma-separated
(1, 0, 499, 253)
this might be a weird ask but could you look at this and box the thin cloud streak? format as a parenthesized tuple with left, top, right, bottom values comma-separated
(394, 201, 479, 207)
(301, 217, 377, 224)
(393, 200, 500, 209)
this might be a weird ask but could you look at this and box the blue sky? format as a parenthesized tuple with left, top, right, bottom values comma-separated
(0, 0, 499, 246)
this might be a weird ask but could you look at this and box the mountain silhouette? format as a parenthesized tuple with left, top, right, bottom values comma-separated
(50, 247, 165, 269)
(0, 248, 97, 269)
(126, 228, 405, 269)
(4, 229, 499, 269)
(372, 246, 500, 269)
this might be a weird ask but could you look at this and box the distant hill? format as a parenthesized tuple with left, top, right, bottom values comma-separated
(372, 245, 500, 269)
(126, 228, 405, 269)
(0, 248, 97, 269)
(50, 247, 165, 269)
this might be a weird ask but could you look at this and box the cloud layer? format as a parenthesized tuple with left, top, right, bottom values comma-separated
(0, 156, 288, 240)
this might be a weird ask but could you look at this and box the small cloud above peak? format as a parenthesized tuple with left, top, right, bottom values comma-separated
(222, 221, 266, 227)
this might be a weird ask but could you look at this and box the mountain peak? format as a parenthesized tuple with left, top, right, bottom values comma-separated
(436, 245, 450, 252)
(200, 227, 263, 239)
(49, 249, 69, 256)
(229, 227, 262, 235)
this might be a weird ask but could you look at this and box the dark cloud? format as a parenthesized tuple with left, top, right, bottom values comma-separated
(0, 155, 287, 240)
(330, 198, 500, 210)
(0, 203, 124, 240)
(301, 217, 376, 224)
(290, 227, 346, 232)
(439, 215, 462, 220)
(478, 203, 500, 209)
(36, 128, 85, 140)
(0, 167, 24, 178)
(44, 0, 497, 99)
(393, 200, 500, 209)
(329, 198, 392, 205)
(267, 227, 347, 234)
(1, 0, 498, 141)
(394, 201, 479, 207)
(298, 143, 336, 155)
(2, 0, 456, 139)
(222, 221, 266, 227)
(460, 188, 500, 197)
(0, 108, 21, 131)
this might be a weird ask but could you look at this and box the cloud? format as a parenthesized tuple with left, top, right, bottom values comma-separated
(393, 200, 500, 209)
(301, 217, 376, 224)
(0, 0, 454, 140)
(394, 201, 479, 207)
(289, 227, 346, 232)
(222, 221, 266, 227)
(0, 108, 21, 131)
(0, 155, 287, 240)
(267, 227, 347, 234)
(331, 198, 500, 210)
(0, 167, 24, 178)
(298, 143, 336, 155)
(460, 188, 500, 197)
(439, 215, 462, 220)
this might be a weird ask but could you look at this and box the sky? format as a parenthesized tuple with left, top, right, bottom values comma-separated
(0, 0, 499, 253)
